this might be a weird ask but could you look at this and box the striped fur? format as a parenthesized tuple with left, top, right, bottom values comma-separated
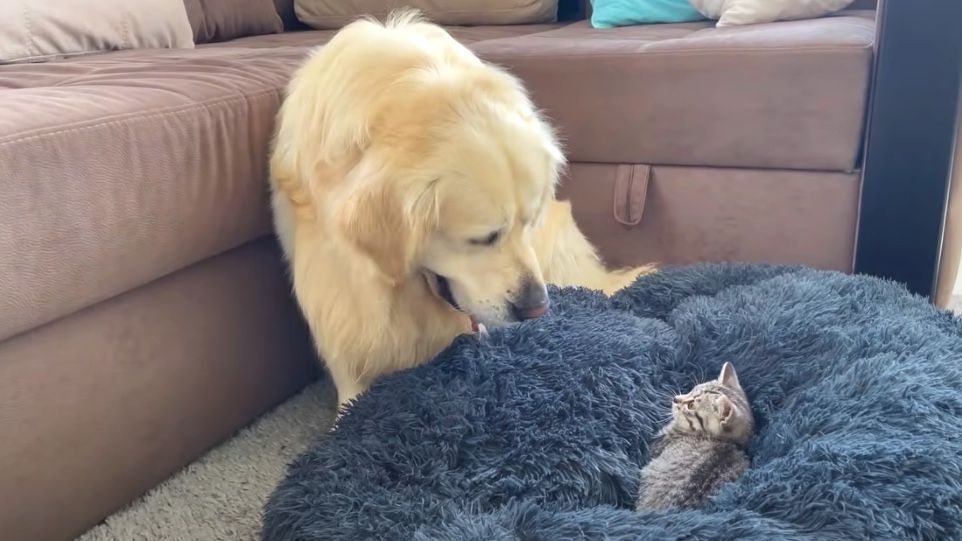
(636, 362, 754, 511)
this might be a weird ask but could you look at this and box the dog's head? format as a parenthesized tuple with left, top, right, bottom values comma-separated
(419, 109, 562, 328)
(338, 75, 563, 328)
(280, 15, 564, 328)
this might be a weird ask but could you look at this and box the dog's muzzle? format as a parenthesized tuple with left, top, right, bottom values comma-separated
(509, 279, 549, 321)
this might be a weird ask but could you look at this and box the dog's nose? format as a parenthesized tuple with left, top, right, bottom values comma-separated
(510, 281, 549, 321)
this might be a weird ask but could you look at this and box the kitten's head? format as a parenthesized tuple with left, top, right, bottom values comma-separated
(669, 362, 754, 446)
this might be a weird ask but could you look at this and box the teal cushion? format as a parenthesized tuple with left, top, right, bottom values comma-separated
(590, 0, 705, 28)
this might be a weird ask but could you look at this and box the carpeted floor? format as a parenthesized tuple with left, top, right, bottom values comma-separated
(78, 380, 337, 541)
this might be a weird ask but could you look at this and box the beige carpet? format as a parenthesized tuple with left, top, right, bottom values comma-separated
(78, 380, 337, 541)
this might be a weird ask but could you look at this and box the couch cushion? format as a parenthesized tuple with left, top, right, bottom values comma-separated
(471, 14, 875, 171)
(294, 0, 558, 29)
(0, 0, 194, 64)
(0, 46, 310, 342)
(591, 0, 706, 28)
(183, 0, 284, 43)
(690, 0, 856, 28)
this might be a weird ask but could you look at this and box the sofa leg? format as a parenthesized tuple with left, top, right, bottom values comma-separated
(854, 0, 962, 300)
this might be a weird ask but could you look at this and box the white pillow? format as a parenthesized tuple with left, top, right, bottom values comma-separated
(689, 0, 855, 27)
(0, 0, 194, 64)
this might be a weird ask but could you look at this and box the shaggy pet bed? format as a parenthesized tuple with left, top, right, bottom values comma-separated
(263, 264, 962, 541)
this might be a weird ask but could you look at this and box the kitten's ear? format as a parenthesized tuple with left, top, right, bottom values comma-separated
(718, 362, 741, 389)
(717, 395, 735, 425)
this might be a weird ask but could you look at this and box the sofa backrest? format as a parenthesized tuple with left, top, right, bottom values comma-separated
(271, 0, 876, 29)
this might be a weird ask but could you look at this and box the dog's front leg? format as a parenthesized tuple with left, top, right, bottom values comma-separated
(322, 358, 368, 412)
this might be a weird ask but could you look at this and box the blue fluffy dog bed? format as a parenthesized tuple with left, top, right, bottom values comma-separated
(263, 264, 962, 540)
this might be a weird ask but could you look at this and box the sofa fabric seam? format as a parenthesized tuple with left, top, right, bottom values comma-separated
(0, 87, 281, 147)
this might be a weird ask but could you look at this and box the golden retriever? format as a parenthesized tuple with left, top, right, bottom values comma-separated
(270, 11, 654, 408)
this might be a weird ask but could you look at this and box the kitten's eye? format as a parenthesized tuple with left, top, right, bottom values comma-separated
(685, 402, 695, 410)
(469, 230, 501, 246)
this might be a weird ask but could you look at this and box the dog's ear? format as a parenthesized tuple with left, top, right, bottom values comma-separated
(334, 165, 438, 285)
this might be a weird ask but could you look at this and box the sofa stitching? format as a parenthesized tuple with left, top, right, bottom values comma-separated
(0, 87, 282, 147)
(122, 9, 131, 51)
(23, 4, 38, 57)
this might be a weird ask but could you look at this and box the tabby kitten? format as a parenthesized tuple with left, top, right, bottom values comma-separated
(635, 362, 755, 511)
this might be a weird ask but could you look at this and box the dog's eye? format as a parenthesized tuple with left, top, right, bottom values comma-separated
(469, 231, 501, 246)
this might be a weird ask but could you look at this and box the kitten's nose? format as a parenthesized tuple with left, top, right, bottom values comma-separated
(673, 395, 684, 404)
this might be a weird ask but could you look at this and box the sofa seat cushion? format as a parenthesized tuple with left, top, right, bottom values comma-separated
(471, 13, 875, 171)
(0, 46, 310, 342)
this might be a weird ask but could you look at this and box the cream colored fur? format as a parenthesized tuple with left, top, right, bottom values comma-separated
(270, 11, 654, 407)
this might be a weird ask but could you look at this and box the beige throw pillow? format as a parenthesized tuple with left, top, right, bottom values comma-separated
(295, 0, 559, 28)
(689, 0, 855, 27)
(0, 0, 194, 64)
